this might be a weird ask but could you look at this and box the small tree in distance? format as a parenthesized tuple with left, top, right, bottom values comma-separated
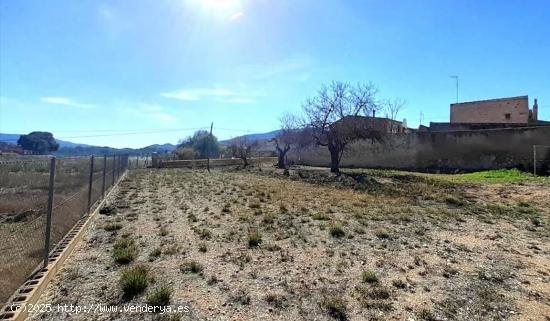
(385, 97, 406, 121)
(177, 130, 219, 159)
(273, 112, 300, 169)
(300, 81, 384, 173)
(17, 131, 59, 155)
(229, 136, 257, 168)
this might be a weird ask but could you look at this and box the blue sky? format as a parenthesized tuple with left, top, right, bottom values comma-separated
(1, 0, 549, 148)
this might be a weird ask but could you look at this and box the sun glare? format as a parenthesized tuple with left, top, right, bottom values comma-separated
(201, 0, 239, 11)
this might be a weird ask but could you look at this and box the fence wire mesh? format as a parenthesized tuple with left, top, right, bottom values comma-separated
(0, 159, 50, 307)
(50, 157, 91, 249)
(129, 156, 150, 169)
(0, 154, 130, 309)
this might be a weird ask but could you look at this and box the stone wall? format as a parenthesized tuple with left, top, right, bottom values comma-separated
(289, 126, 550, 173)
(450, 96, 529, 124)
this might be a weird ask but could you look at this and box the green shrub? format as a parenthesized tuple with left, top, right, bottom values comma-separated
(249, 202, 261, 209)
(313, 213, 331, 221)
(180, 260, 204, 274)
(445, 196, 466, 206)
(362, 270, 378, 283)
(198, 243, 207, 253)
(392, 279, 407, 289)
(99, 205, 117, 216)
(147, 284, 172, 307)
(103, 223, 123, 231)
(120, 265, 149, 299)
(248, 230, 262, 248)
(329, 223, 345, 238)
(374, 228, 391, 239)
(262, 213, 275, 224)
(265, 293, 285, 309)
(417, 308, 436, 321)
(163, 244, 179, 255)
(199, 228, 212, 239)
(148, 247, 162, 261)
(367, 286, 391, 300)
(159, 226, 169, 236)
(321, 296, 347, 321)
(113, 238, 138, 264)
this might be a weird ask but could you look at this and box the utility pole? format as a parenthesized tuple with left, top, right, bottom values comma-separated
(450, 75, 459, 103)
(207, 122, 213, 173)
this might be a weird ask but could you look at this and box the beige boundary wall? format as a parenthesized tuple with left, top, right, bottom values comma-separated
(158, 157, 277, 168)
(289, 127, 550, 172)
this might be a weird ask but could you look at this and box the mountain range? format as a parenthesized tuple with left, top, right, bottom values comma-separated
(0, 130, 281, 156)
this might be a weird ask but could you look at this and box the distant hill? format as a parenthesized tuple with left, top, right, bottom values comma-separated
(2, 129, 286, 156)
(0, 133, 92, 148)
(220, 130, 281, 145)
(0, 133, 20, 145)
(145, 143, 177, 152)
(53, 143, 177, 156)
(0, 133, 176, 156)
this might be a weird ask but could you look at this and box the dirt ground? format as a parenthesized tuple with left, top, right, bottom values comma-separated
(27, 167, 550, 321)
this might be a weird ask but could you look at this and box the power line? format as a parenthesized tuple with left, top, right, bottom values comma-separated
(58, 127, 208, 139)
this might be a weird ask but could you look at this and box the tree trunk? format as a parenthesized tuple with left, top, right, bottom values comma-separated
(276, 144, 290, 169)
(328, 143, 340, 173)
(277, 150, 288, 169)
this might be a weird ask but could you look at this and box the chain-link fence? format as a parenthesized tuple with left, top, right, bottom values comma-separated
(128, 155, 151, 170)
(0, 158, 50, 309)
(0, 154, 129, 308)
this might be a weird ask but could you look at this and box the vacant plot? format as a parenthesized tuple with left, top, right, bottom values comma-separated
(27, 167, 549, 321)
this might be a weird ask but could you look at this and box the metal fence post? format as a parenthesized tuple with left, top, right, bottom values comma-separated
(43, 157, 56, 268)
(87, 155, 95, 214)
(102, 155, 107, 198)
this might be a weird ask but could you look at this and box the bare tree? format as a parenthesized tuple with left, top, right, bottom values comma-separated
(301, 81, 384, 173)
(229, 136, 257, 168)
(385, 97, 406, 120)
(273, 112, 300, 169)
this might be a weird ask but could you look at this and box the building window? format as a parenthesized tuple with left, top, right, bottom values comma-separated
(505, 113, 511, 120)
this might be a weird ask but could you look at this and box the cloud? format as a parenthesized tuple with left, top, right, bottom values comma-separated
(230, 12, 244, 21)
(161, 87, 255, 104)
(120, 104, 177, 123)
(41, 97, 95, 109)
